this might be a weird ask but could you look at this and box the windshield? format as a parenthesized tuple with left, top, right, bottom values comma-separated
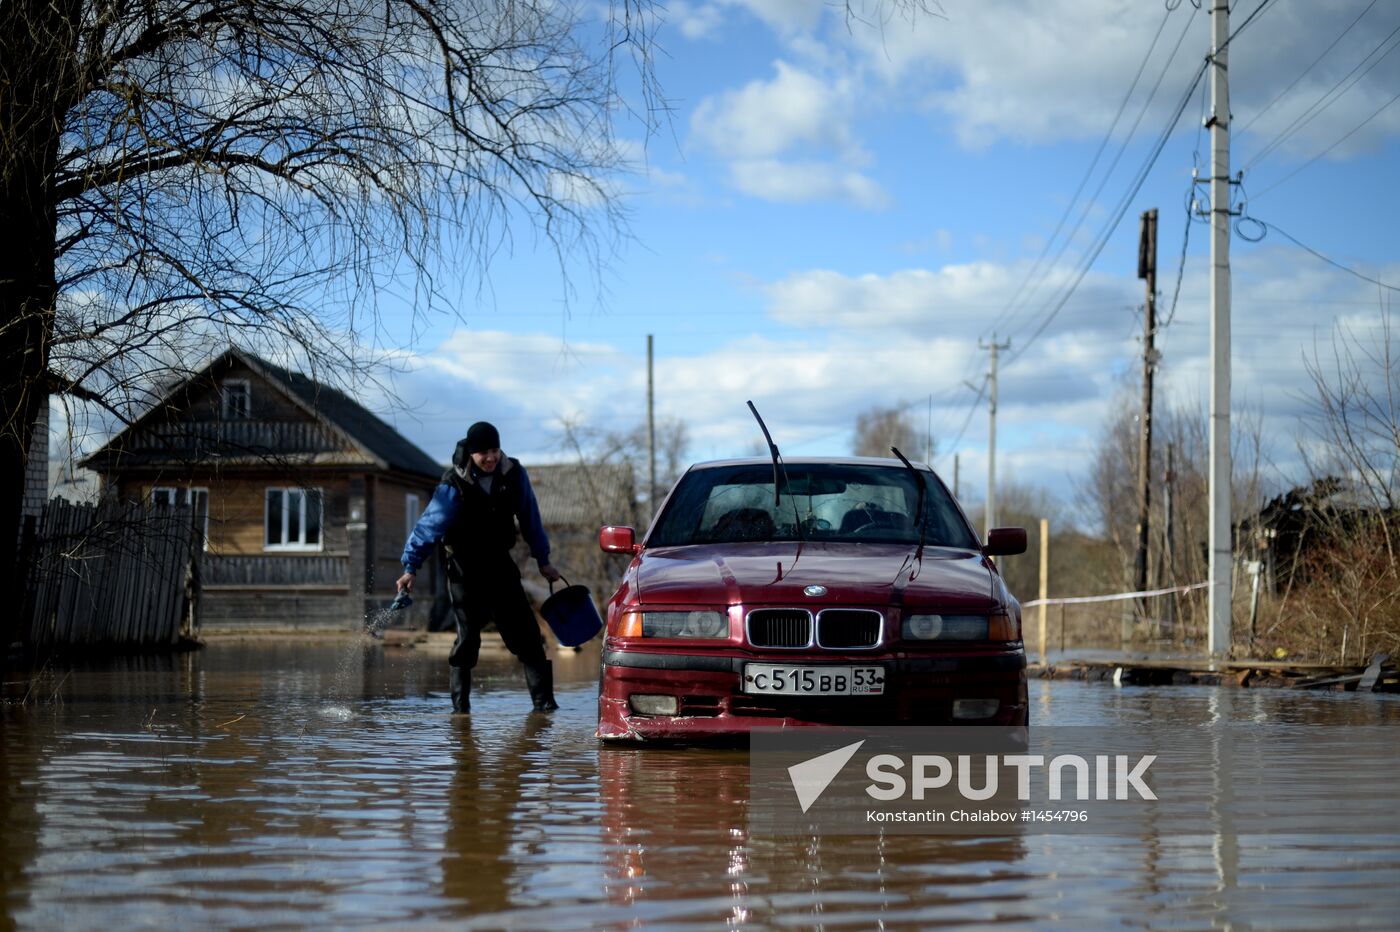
(647, 463, 980, 549)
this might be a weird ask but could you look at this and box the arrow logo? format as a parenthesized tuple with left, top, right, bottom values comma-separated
(787, 740, 865, 813)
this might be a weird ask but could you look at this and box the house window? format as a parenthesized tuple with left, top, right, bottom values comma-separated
(405, 492, 422, 541)
(222, 380, 251, 420)
(151, 486, 211, 549)
(265, 487, 323, 550)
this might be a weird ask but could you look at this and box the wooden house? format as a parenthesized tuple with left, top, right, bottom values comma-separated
(81, 348, 442, 629)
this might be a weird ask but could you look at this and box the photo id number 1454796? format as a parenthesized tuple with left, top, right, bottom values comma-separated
(742, 664, 885, 696)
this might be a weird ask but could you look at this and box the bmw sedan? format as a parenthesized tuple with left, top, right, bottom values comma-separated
(595, 457, 1028, 740)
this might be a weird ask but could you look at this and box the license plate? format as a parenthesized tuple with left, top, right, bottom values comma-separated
(742, 664, 885, 696)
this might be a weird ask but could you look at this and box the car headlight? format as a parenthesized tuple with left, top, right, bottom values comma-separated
(903, 613, 944, 640)
(642, 610, 728, 639)
(903, 613, 1018, 641)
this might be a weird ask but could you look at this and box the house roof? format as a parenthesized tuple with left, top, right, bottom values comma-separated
(82, 347, 442, 481)
(525, 462, 637, 528)
(244, 353, 442, 480)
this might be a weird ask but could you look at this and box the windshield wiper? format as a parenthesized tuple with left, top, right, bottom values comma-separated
(746, 400, 805, 546)
(890, 445, 927, 569)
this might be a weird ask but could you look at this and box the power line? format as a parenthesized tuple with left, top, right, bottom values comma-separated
(1251, 86, 1400, 199)
(990, 3, 1178, 336)
(1236, 0, 1380, 135)
(1241, 19, 1400, 172)
(1003, 0, 1276, 366)
(996, 3, 1200, 340)
(1249, 219, 1400, 293)
(1007, 59, 1209, 364)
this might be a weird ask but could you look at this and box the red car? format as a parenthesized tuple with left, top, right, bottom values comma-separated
(595, 456, 1028, 741)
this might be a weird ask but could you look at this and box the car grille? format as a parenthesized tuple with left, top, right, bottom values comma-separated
(746, 609, 812, 648)
(816, 610, 883, 648)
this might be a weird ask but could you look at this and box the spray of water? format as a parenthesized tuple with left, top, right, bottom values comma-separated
(321, 595, 410, 718)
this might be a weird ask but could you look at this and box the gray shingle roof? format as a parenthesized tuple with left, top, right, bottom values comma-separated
(247, 354, 442, 480)
(525, 462, 638, 529)
(82, 347, 442, 481)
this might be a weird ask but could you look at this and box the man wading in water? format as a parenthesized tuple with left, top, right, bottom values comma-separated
(397, 421, 562, 713)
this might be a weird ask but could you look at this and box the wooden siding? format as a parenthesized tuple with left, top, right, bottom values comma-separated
(200, 590, 352, 629)
(373, 476, 437, 594)
(120, 475, 352, 555)
(128, 419, 344, 457)
(203, 554, 349, 586)
(185, 361, 309, 422)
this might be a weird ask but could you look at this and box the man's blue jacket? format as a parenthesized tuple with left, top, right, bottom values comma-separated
(400, 456, 550, 573)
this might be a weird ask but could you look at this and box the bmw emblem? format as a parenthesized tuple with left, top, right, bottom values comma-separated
(804, 585, 828, 597)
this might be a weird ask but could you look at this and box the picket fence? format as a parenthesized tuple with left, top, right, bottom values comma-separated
(22, 499, 200, 650)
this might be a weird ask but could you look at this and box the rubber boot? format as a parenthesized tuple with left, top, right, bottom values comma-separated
(523, 660, 559, 712)
(450, 666, 471, 714)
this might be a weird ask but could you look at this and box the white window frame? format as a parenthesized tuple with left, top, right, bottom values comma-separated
(151, 486, 211, 550)
(222, 379, 251, 420)
(264, 486, 324, 552)
(405, 492, 422, 541)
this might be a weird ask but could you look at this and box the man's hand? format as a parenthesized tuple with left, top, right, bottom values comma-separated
(396, 572, 416, 595)
(540, 563, 562, 583)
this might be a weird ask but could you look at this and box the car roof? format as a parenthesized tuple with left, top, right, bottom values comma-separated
(687, 456, 936, 471)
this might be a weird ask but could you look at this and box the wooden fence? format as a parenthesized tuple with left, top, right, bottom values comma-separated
(22, 499, 201, 650)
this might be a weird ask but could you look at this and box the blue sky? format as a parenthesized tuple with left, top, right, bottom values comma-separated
(62, 0, 1400, 514)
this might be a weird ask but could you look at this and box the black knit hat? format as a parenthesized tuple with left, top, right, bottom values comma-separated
(464, 421, 500, 454)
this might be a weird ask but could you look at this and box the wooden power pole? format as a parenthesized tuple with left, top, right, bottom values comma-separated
(647, 334, 656, 511)
(1135, 208, 1158, 630)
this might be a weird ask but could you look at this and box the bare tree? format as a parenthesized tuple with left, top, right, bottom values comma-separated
(0, 0, 676, 612)
(1075, 383, 1270, 647)
(852, 404, 931, 461)
(1279, 308, 1400, 662)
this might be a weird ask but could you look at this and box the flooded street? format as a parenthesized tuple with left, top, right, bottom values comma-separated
(3, 640, 1399, 928)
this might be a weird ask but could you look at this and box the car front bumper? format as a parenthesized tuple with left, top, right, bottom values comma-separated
(596, 646, 1029, 740)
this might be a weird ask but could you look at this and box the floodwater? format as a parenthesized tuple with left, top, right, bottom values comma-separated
(3, 639, 1399, 929)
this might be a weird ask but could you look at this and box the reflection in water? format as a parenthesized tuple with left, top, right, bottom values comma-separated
(1, 643, 1398, 927)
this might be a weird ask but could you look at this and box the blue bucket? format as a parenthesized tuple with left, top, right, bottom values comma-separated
(540, 578, 604, 647)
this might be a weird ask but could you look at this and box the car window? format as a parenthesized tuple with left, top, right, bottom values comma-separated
(649, 463, 980, 548)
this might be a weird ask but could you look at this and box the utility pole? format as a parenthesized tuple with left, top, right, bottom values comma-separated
(926, 394, 932, 464)
(647, 334, 656, 511)
(1135, 208, 1158, 629)
(1207, 0, 1233, 659)
(1038, 518, 1049, 664)
(979, 334, 1011, 535)
(953, 453, 960, 499)
(1164, 442, 1177, 634)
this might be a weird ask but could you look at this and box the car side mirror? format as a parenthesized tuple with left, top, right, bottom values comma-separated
(984, 527, 1028, 556)
(599, 525, 641, 554)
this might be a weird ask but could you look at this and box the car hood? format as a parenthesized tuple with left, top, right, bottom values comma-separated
(633, 541, 999, 611)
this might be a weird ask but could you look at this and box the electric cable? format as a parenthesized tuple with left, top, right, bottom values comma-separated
(1251, 86, 1400, 199)
(995, 3, 1198, 340)
(1241, 20, 1400, 172)
(1236, 0, 1379, 136)
(1003, 0, 1276, 365)
(990, 4, 1177, 337)
(1249, 219, 1400, 293)
(1006, 58, 1209, 364)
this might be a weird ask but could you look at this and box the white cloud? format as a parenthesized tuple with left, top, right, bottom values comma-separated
(369, 248, 1400, 509)
(728, 159, 890, 207)
(692, 60, 856, 160)
(764, 262, 1135, 334)
(839, 0, 1400, 156)
(670, 0, 726, 39)
(690, 59, 888, 207)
